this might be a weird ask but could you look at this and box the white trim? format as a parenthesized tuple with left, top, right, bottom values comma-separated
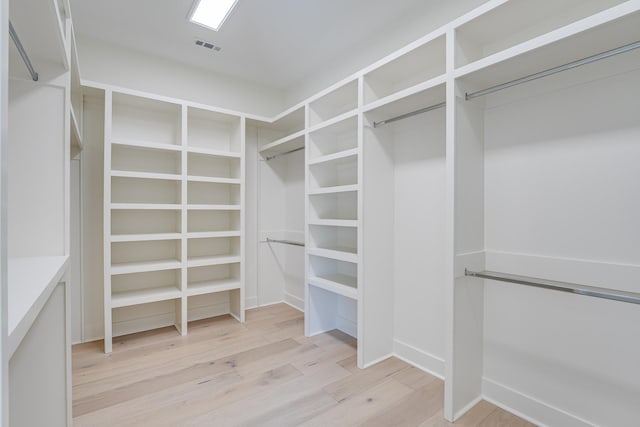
(392, 339, 445, 379)
(361, 353, 394, 369)
(482, 377, 595, 427)
(336, 314, 357, 338)
(283, 293, 304, 312)
(454, 395, 484, 422)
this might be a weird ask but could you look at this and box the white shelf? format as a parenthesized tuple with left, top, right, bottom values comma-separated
(186, 146, 241, 158)
(308, 148, 358, 166)
(187, 279, 241, 297)
(308, 274, 358, 300)
(309, 219, 358, 228)
(308, 109, 358, 134)
(110, 233, 182, 242)
(187, 176, 241, 185)
(111, 170, 182, 181)
(259, 130, 305, 158)
(111, 286, 182, 308)
(187, 255, 242, 268)
(187, 231, 241, 239)
(111, 259, 182, 275)
(308, 184, 359, 195)
(111, 203, 182, 210)
(308, 247, 358, 263)
(454, 5, 640, 91)
(187, 204, 241, 211)
(309, 80, 358, 127)
(112, 138, 182, 152)
(7, 256, 70, 356)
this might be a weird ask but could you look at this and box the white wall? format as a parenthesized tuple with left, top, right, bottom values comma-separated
(482, 59, 640, 426)
(284, 0, 489, 106)
(77, 36, 285, 118)
(256, 145, 305, 310)
(392, 110, 446, 376)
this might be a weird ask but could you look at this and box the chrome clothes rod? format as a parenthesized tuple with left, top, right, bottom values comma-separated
(373, 101, 446, 128)
(465, 40, 640, 100)
(9, 21, 38, 82)
(266, 238, 305, 247)
(265, 146, 305, 161)
(465, 269, 640, 305)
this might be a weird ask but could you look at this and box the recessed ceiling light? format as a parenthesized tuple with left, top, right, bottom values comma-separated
(189, 0, 239, 32)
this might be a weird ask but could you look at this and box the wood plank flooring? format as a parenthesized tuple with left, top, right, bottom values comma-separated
(73, 304, 537, 426)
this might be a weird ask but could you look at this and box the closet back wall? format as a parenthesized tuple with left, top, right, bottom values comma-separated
(77, 36, 285, 117)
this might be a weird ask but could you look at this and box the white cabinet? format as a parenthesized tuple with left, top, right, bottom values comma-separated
(103, 90, 245, 353)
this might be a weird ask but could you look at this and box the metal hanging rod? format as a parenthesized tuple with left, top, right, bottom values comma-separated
(264, 146, 305, 161)
(266, 238, 305, 247)
(373, 101, 446, 128)
(465, 269, 640, 305)
(9, 21, 38, 82)
(466, 40, 640, 101)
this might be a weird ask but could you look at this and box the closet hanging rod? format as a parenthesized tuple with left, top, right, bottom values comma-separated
(373, 101, 446, 128)
(266, 238, 305, 247)
(264, 146, 305, 161)
(465, 40, 640, 101)
(465, 269, 640, 305)
(9, 21, 38, 82)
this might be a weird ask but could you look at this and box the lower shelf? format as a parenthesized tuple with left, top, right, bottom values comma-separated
(308, 274, 358, 300)
(187, 255, 242, 268)
(111, 259, 182, 275)
(187, 279, 241, 297)
(111, 286, 182, 308)
(308, 247, 358, 263)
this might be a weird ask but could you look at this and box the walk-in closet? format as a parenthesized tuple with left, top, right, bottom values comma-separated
(2, 0, 639, 426)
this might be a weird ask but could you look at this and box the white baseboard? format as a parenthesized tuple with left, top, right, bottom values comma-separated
(245, 296, 258, 310)
(284, 293, 304, 312)
(454, 395, 484, 421)
(336, 315, 357, 338)
(482, 378, 595, 427)
(362, 353, 394, 369)
(392, 339, 445, 379)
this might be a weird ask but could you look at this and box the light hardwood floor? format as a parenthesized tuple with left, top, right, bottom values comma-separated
(73, 304, 536, 426)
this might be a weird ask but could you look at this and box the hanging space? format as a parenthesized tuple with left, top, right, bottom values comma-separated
(247, 106, 306, 310)
(447, 3, 640, 425)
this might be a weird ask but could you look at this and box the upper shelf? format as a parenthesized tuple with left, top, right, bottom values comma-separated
(454, 0, 627, 68)
(309, 80, 358, 127)
(9, 0, 69, 79)
(455, 4, 640, 93)
(363, 34, 446, 106)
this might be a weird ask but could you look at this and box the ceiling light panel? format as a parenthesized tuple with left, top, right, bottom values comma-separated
(189, 0, 239, 31)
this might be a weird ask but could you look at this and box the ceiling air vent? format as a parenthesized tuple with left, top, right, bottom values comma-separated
(195, 39, 221, 51)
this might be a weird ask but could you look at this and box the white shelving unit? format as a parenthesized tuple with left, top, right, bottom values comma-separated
(305, 78, 363, 361)
(103, 89, 245, 353)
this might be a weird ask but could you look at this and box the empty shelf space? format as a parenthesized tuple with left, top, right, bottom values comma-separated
(186, 146, 241, 158)
(187, 231, 241, 239)
(363, 35, 446, 105)
(308, 115, 358, 160)
(111, 176, 181, 205)
(187, 204, 241, 211)
(308, 185, 359, 195)
(187, 151, 240, 180)
(111, 286, 182, 308)
(111, 138, 182, 152)
(112, 143, 182, 175)
(308, 148, 358, 166)
(363, 82, 446, 127)
(308, 247, 358, 263)
(111, 170, 182, 181)
(111, 233, 182, 242)
(309, 80, 358, 127)
(111, 259, 182, 275)
(454, 0, 627, 68)
(308, 274, 358, 300)
(112, 92, 182, 147)
(187, 176, 241, 184)
(309, 219, 358, 228)
(111, 203, 182, 210)
(187, 255, 242, 268)
(187, 278, 241, 297)
(187, 106, 242, 152)
(187, 181, 241, 206)
(259, 131, 305, 159)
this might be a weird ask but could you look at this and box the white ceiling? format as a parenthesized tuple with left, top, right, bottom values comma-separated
(70, 0, 480, 91)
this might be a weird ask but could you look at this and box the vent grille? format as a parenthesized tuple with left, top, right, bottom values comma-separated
(195, 39, 221, 51)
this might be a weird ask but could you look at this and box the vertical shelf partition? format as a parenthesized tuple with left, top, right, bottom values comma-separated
(104, 91, 244, 352)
